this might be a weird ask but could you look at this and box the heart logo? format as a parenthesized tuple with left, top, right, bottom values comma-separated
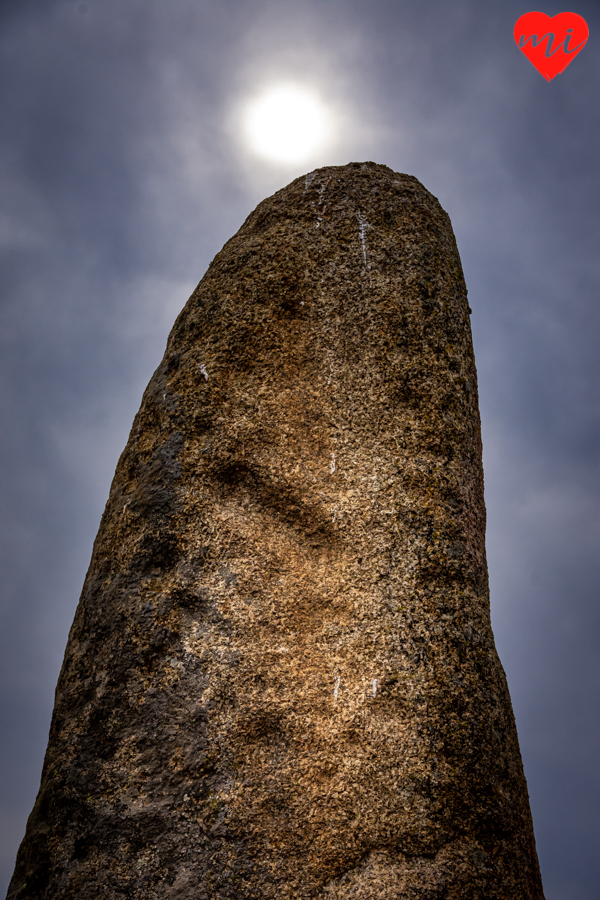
(514, 12, 589, 80)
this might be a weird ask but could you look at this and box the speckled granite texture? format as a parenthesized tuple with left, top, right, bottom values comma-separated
(8, 162, 545, 899)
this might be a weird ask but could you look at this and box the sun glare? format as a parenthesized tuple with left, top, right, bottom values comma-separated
(243, 84, 331, 165)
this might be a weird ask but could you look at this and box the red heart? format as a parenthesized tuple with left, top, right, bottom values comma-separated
(514, 12, 589, 81)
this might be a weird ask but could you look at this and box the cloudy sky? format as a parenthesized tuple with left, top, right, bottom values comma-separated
(1, 1, 598, 897)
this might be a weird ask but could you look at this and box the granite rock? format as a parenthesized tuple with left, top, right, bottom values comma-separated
(8, 162, 545, 899)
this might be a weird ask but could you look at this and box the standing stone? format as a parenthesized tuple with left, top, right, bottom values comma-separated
(8, 162, 545, 899)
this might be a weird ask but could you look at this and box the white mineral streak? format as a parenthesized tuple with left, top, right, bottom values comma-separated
(315, 179, 328, 228)
(358, 212, 369, 268)
(305, 171, 316, 191)
(327, 352, 334, 385)
(199, 364, 209, 381)
(373, 679, 378, 698)
(330, 452, 336, 474)
(334, 676, 340, 701)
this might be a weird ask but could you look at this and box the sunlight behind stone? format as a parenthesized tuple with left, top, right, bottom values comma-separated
(243, 84, 331, 164)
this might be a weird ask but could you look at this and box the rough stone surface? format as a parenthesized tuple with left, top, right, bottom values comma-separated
(8, 162, 545, 899)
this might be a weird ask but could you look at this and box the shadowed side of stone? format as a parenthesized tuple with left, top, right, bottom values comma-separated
(8, 162, 545, 900)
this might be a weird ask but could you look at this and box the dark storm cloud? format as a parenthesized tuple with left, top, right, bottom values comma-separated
(1, 1, 599, 897)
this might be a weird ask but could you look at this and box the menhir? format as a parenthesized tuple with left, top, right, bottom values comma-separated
(8, 162, 545, 900)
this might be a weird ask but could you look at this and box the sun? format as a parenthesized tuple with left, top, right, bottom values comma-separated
(243, 84, 331, 165)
